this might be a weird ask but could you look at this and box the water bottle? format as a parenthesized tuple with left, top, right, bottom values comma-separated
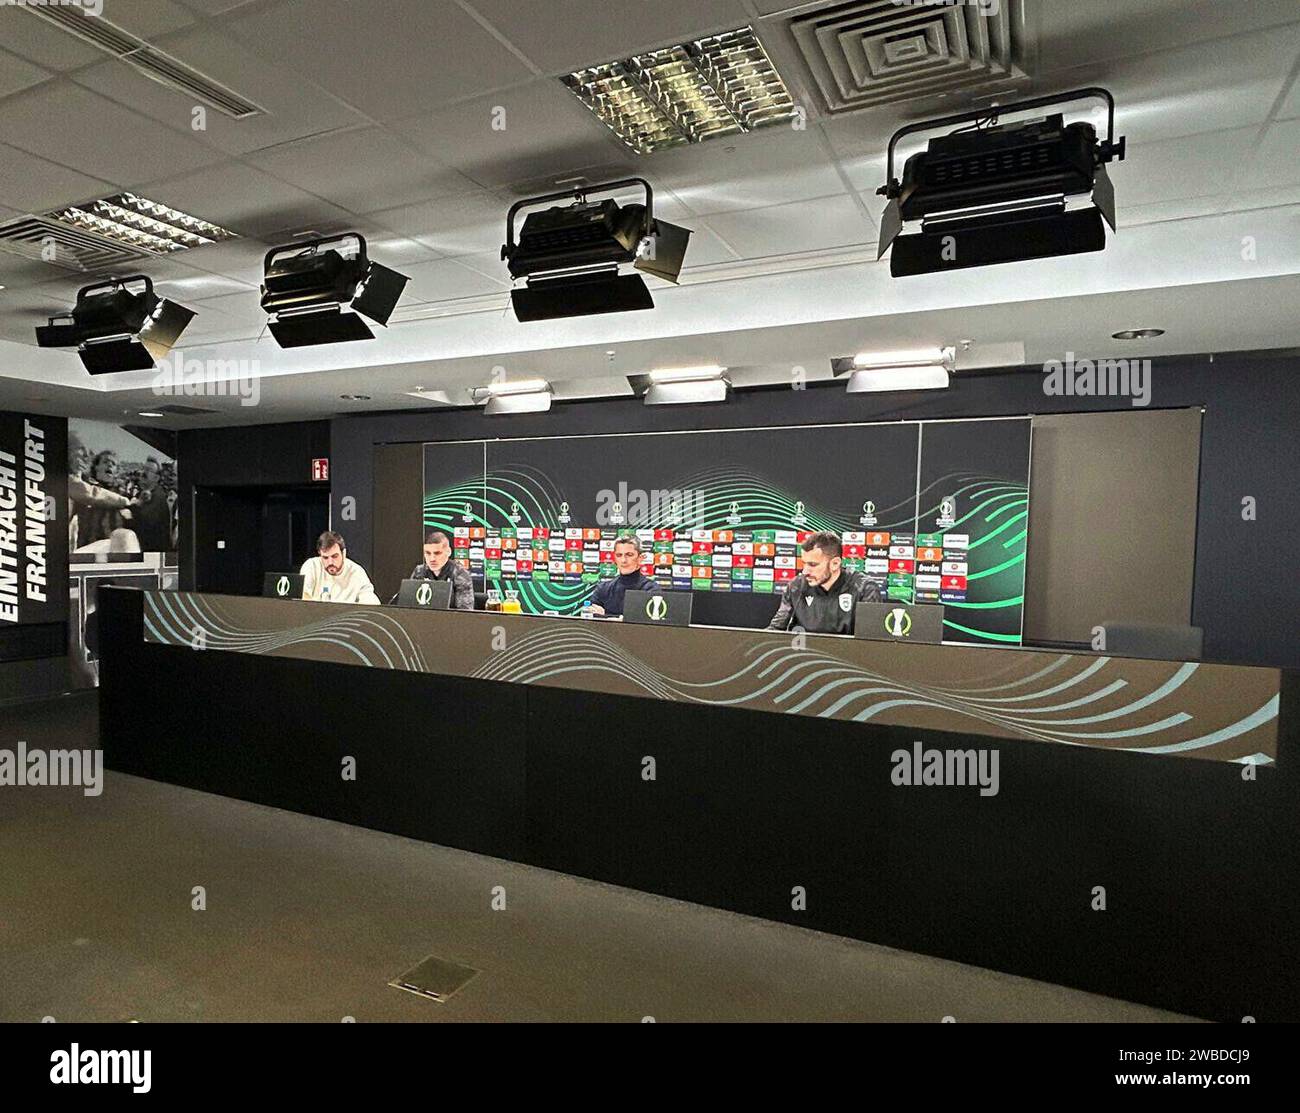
(580, 599, 594, 619)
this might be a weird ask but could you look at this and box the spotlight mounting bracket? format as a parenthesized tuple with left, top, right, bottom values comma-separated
(876, 87, 1125, 204)
(502, 177, 657, 261)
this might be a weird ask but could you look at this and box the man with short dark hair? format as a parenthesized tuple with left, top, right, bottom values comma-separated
(300, 530, 380, 605)
(766, 530, 880, 634)
(587, 534, 660, 617)
(410, 529, 474, 610)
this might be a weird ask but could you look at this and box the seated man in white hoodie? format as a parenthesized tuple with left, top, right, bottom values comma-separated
(299, 530, 381, 605)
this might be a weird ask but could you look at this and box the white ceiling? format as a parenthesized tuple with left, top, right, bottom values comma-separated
(0, 0, 1298, 426)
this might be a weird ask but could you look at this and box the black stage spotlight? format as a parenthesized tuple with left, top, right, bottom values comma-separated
(260, 233, 409, 348)
(876, 87, 1127, 277)
(35, 275, 195, 374)
(501, 178, 691, 322)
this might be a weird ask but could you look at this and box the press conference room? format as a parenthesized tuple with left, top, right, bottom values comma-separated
(1, 0, 1298, 1086)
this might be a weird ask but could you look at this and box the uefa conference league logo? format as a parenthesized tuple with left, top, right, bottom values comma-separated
(645, 596, 668, 622)
(276, 575, 291, 597)
(885, 607, 912, 637)
(416, 582, 434, 607)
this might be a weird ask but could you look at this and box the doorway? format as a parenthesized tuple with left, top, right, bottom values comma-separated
(194, 486, 331, 595)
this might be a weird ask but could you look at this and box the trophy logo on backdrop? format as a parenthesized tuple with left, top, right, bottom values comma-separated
(508, 501, 522, 525)
(609, 500, 625, 525)
(937, 495, 957, 529)
(792, 500, 807, 527)
(557, 501, 572, 525)
(726, 500, 742, 526)
(461, 502, 474, 523)
(860, 500, 877, 527)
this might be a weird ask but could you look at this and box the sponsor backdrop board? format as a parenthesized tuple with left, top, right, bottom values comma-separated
(422, 419, 1030, 645)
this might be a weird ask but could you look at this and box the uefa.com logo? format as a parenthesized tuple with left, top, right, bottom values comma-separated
(1, 0, 104, 16)
(152, 351, 261, 407)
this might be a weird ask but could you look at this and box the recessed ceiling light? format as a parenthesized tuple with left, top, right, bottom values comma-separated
(1112, 328, 1165, 340)
(46, 193, 239, 254)
(138, 411, 165, 418)
(562, 27, 796, 154)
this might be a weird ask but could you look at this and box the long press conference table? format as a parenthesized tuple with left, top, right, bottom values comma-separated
(97, 587, 1298, 1021)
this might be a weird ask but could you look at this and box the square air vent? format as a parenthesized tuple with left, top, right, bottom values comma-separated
(777, 0, 1029, 114)
(0, 216, 152, 274)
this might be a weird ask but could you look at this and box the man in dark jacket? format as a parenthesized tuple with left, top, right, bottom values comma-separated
(410, 529, 475, 610)
(766, 530, 881, 634)
(588, 534, 660, 617)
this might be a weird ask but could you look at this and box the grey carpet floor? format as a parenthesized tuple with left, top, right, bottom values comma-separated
(0, 693, 1195, 1022)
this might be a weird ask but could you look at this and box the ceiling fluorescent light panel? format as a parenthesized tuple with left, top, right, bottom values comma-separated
(562, 27, 796, 154)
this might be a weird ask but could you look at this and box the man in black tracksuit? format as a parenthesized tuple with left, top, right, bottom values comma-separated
(588, 534, 661, 617)
(409, 528, 475, 610)
(766, 530, 881, 634)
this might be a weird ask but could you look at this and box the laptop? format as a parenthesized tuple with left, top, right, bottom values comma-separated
(395, 578, 452, 610)
(623, 589, 692, 627)
(263, 572, 305, 600)
(854, 601, 945, 644)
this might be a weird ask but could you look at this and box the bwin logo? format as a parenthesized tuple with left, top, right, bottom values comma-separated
(645, 596, 669, 621)
(276, 576, 291, 597)
(416, 582, 433, 606)
(885, 608, 912, 637)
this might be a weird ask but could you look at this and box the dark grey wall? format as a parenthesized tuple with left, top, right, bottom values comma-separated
(1025, 408, 1203, 643)
(178, 421, 330, 590)
(331, 351, 1300, 668)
